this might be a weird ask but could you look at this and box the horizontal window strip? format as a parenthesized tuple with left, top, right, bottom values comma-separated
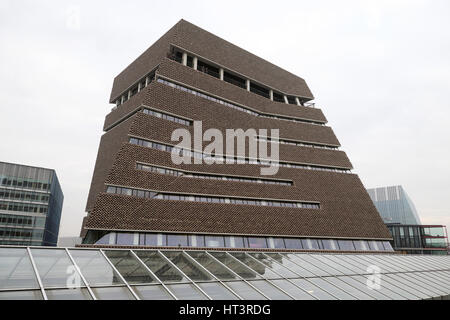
(94, 232, 394, 252)
(136, 163, 293, 186)
(106, 186, 320, 209)
(157, 78, 325, 126)
(129, 137, 351, 174)
(142, 108, 192, 126)
(257, 136, 339, 150)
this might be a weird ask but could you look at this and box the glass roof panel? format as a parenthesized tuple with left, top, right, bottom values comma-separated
(45, 288, 92, 300)
(166, 283, 208, 300)
(209, 252, 260, 280)
(135, 251, 188, 283)
(314, 255, 361, 274)
(197, 282, 239, 300)
(425, 272, 450, 289)
(0, 289, 43, 300)
(229, 253, 282, 279)
(186, 251, 237, 280)
(350, 275, 407, 300)
(264, 253, 315, 277)
(247, 253, 298, 278)
(103, 250, 155, 284)
(30, 248, 85, 288)
(282, 254, 330, 277)
(225, 281, 267, 300)
(271, 279, 316, 300)
(248, 280, 293, 300)
(325, 276, 375, 300)
(303, 255, 345, 275)
(0, 248, 38, 290)
(161, 251, 212, 281)
(68, 249, 123, 286)
(91, 286, 136, 300)
(307, 278, 356, 300)
(289, 278, 338, 300)
(396, 273, 445, 296)
(337, 275, 392, 300)
(132, 285, 174, 300)
(381, 274, 424, 299)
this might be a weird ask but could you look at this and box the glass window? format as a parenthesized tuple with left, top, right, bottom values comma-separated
(301, 239, 313, 250)
(45, 288, 92, 300)
(205, 236, 225, 248)
(145, 233, 166, 246)
(91, 286, 136, 300)
(103, 250, 155, 284)
(247, 237, 268, 249)
(30, 249, 85, 288)
(68, 250, 123, 286)
(188, 235, 205, 247)
(133, 285, 174, 300)
(167, 234, 188, 247)
(0, 248, 39, 290)
(338, 240, 356, 251)
(166, 283, 208, 300)
(353, 240, 369, 251)
(197, 282, 239, 300)
(225, 236, 245, 248)
(322, 239, 338, 250)
(284, 239, 302, 249)
(135, 251, 187, 283)
(95, 233, 111, 245)
(367, 241, 381, 251)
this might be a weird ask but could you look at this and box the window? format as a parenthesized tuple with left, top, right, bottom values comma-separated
(205, 236, 225, 248)
(250, 82, 270, 99)
(247, 237, 268, 249)
(116, 233, 134, 245)
(337, 240, 355, 251)
(167, 235, 188, 247)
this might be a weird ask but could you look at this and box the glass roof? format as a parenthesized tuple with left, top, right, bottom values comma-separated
(0, 246, 449, 300)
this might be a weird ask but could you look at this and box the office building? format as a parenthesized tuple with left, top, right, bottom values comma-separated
(0, 161, 64, 246)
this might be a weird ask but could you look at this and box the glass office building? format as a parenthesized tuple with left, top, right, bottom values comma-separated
(387, 224, 448, 255)
(367, 186, 421, 225)
(1, 246, 449, 300)
(0, 162, 64, 246)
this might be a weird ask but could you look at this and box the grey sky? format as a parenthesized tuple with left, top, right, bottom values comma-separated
(1, 0, 449, 237)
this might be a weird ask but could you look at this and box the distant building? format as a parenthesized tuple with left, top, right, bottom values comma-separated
(368, 185, 448, 255)
(0, 161, 64, 246)
(367, 185, 421, 225)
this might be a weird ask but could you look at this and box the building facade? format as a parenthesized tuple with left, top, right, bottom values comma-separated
(0, 162, 64, 246)
(367, 185, 421, 225)
(386, 224, 448, 255)
(80, 19, 393, 253)
(367, 185, 448, 255)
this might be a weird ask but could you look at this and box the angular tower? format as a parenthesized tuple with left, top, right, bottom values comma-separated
(81, 20, 392, 252)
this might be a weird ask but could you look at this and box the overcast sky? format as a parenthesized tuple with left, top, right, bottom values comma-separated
(1, 0, 449, 237)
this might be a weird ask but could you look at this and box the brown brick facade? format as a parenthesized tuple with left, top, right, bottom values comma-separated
(83, 20, 392, 242)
